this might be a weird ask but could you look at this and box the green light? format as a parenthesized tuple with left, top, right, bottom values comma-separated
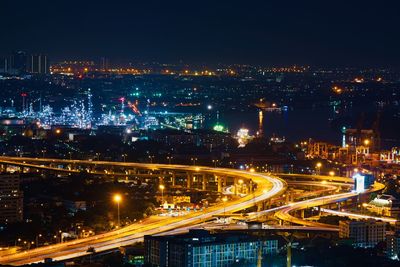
(213, 124, 225, 132)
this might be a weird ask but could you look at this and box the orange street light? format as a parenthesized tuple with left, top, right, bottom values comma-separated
(113, 194, 122, 227)
(159, 184, 165, 205)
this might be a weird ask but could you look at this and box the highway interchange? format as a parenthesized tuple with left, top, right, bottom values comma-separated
(0, 156, 386, 265)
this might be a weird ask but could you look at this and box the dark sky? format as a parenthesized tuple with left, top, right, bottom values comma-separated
(1, 0, 399, 66)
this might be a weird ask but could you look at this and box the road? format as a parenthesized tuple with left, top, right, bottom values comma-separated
(274, 182, 385, 228)
(320, 208, 397, 224)
(0, 157, 286, 265)
(0, 157, 386, 265)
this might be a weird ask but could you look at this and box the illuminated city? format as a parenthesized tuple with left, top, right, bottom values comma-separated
(1, 1, 400, 267)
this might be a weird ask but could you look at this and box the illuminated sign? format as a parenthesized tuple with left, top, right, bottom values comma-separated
(353, 173, 365, 193)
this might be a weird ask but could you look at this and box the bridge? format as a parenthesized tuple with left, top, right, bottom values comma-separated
(0, 156, 386, 265)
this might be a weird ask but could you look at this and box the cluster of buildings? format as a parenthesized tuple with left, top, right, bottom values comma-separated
(307, 127, 400, 176)
(0, 97, 205, 141)
(339, 218, 400, 260)
(0, 51, 49, 75)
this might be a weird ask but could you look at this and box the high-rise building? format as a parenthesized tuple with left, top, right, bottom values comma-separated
(9, 51, 27, 74)
(100, 57, 109, 71)
(28, 54, 49, 74)
(386, 232, 400, 259)
(339, 219, 386, 248)
(144, 229, 279, 267)
(0, 173, 23, 223)
(0, 56, 10, 73)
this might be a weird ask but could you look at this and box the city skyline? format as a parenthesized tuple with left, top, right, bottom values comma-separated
(1, 1, 400, 266)
(1, 0, 400, 67)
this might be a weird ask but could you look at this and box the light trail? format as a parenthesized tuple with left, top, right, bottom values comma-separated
(274, 182, 385, 228)
(320, 208, 397, 223)
(0, 157, 286, 266)
(0, 157, 386, 265)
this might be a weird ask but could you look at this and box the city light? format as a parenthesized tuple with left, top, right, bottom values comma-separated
(353, 173, 365, 193)
(159, 184, 165, 205)
(113, 194, 122, 227)
(113, 194, 122, 203)
(0, 3, 397, 266)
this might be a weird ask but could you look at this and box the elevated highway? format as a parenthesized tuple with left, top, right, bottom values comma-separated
(0, 157, 286, 265)
(0, 157, 387, 265)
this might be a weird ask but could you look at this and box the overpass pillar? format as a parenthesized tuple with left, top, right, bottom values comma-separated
(186, 172, 192, 189)
(249, 179, 254, 193)
(234, 177, 238, 195)
(171, 172, 176, 186)
(265, 200, 271, 209)
(257, 202, 263, 212)
(285, 194, 291, 203)
(159, 176, 164, 186)
(202, 174, 207, 191)
(301, 209, 305, 219)
(217, 176, 222, 193)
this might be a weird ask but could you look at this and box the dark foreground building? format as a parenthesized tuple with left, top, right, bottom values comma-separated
(144, 229, 279, 267)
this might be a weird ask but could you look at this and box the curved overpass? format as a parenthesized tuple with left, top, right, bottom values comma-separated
(0, 157, 286, 266)
(274, 181, 385, 228)
(0, 157, 387, 264)
(249, 174, 385, 229)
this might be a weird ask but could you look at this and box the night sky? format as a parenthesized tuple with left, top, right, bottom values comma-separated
(1, 0, 399, 66)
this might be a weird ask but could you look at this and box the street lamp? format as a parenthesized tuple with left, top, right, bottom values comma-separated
(329, 171, 335, 176)
(222, 196, 228, 224)
(36, 234, 42, 248)
(212, 159, 219, 168)
(363, 139, 370, 146)
(167, 156, 173, 164)
(148, 155, 154, 163)
(159, 184, 165, 206)
(191, 157, 197, 165)
(113, 194, 122, 227)
(122, 154, 127, 162)
(316, 162, 322, 175)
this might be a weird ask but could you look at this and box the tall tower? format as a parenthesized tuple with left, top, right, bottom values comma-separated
(28, 54, 49, 74)
(258, 110, 263, 137)
(87, 88, 93, 128)
(10, 51, 27, 74)
(21, 93, 27, 115)
(342, 126, 347, 148)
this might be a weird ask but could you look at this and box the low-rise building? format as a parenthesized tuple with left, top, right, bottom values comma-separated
(0, 173, 23, 223)
(144, 229, 279, 267)
(339, 219, 386, 248)
(366, 194, 400, 218)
